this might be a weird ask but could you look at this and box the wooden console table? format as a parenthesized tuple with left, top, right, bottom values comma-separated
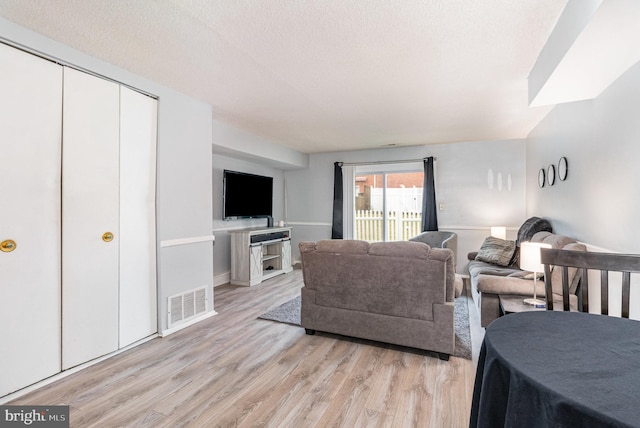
(229, 226, 293, 286)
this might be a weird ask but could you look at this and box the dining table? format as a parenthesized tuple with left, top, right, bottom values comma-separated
(469, 310, 640, 428)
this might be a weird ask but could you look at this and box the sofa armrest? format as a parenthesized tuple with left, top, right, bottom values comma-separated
(442, 233, 458, 267)
(477, 274, 545, 297)
(427, 247, 456, 302)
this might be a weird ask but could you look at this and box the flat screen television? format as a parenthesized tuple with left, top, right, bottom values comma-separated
(223, 170, 273, 220)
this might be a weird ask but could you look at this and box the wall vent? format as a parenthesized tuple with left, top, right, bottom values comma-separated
(168, 287, 208, 328)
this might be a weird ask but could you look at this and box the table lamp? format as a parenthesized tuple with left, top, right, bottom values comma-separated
(519, 241, 552, 306)
(491, 226, 507, 240)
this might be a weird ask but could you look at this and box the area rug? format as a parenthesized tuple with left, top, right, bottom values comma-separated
(259, 292, 472, 360)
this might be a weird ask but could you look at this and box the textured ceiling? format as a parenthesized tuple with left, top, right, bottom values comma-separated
(0, 0, 567, 153)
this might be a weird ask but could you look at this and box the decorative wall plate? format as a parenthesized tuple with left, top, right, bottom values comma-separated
(538, 168, 545, 188)
(547, 164, 556, 186)
(558, 157, 568, 181)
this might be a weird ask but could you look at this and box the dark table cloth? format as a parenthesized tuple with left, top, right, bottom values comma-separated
(470, 311, 640, 428)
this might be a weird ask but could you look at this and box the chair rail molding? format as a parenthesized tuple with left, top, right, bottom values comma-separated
(160, 235, 215, 248)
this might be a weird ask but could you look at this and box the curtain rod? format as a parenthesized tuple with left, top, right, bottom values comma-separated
(339, 157, 435, 166)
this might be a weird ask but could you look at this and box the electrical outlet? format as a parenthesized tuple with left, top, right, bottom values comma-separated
(439, 203, 445, 211)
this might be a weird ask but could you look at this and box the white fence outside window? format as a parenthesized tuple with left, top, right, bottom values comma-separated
(369, 187, 423, 213)
(354, 210, 422, 242)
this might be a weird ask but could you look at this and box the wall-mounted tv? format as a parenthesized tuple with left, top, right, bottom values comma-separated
(223, 170, 273, 220)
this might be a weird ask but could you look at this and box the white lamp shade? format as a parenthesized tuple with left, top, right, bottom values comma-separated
(491, 226, 507, 240)
(519, 241, 552, 273)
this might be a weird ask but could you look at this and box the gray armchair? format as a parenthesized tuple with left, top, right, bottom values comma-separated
(410, 231, 458, 267)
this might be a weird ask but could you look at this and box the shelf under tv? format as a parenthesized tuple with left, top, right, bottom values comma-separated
(229, 226, 293, 286)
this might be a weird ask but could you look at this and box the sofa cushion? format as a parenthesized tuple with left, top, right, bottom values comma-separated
(315, 239, 369, 254)
(475, 237, 516, 267)
(507, 270, 542, 279)
(369, 241, 431, 260)
(532, 231, 576, 249)
(477, 275, 544, 296)
(468, 260, 522, 278)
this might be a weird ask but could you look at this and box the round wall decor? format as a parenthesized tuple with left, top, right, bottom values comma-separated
(547, 164, 556, 186)
(538, 168, 545, 188)
(558, 157, 568, 181)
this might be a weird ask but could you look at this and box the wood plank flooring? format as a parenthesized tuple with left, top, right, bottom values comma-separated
(9, 268, 484, 427)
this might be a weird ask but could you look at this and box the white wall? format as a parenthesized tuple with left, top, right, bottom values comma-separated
(157, 92, 213, 332)
(285, 140, 527, 271)
(527, 61, 640, 253)
(212, 120, 308, 170)
(208, 133, 526, 277)
(0, 17, 214, 333)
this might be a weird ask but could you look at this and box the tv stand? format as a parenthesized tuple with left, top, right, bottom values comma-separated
(229, 226, 293, 286)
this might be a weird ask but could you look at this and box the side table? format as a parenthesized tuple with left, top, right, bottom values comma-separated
(499, 294, 545, 316)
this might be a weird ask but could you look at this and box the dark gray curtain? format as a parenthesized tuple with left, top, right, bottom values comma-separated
(331, 162, 343, 239)
(421, 157, 438, 231)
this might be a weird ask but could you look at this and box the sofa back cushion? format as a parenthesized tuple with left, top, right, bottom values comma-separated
(315, 239, 369, 254)
(368, 241, 431, 260)
(532, 231, 576, 249)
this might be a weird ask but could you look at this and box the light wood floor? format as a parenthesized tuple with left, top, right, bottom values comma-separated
(10, 268, 484, 427)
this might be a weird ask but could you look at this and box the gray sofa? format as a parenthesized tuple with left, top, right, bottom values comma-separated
(469, 231, 586, 327)
(299, 239, 459, 360)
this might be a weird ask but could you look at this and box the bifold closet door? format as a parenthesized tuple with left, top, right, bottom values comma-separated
(119, 86, 158, 348)
(0, 43, 62, 397)
(62, 67, 120, 370)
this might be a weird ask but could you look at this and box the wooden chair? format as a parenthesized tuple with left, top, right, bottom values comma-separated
(541, 248, 640, 317)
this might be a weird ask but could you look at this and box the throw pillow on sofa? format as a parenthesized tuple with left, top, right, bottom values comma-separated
(475, 237, 516, 267)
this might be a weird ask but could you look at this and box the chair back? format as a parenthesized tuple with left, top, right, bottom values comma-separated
(409, 231, 457, 262)
(541, 248, 640, 317)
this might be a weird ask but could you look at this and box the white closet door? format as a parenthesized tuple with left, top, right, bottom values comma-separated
(62, 67, 120, 369)
(119, 87, 158, 347)
(0, 43, 62, 397)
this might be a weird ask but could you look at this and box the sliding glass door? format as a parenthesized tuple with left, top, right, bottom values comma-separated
(354, 170, 424, 242)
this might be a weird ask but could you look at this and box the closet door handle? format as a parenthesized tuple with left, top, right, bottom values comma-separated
(102, 232, 114, 242)
(1, 239, 16, 252)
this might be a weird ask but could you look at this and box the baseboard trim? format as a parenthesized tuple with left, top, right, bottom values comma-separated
(159, 310, 218, 337)
(214, 272, 230, 287)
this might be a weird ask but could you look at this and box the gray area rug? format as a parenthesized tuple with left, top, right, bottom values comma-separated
(259, 292, 472, 360)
